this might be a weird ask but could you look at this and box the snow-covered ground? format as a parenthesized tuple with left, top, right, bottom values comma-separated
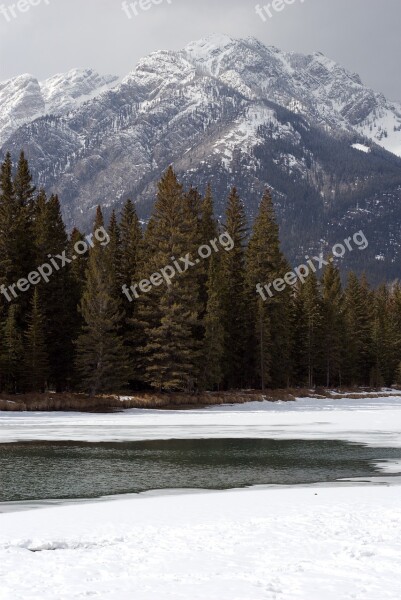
(0, 484, 400, 600)
(1, 396, 401, 599)
(1, 395, 401, 448)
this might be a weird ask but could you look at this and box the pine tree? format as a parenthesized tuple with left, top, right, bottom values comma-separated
(24, 289, 49, 392)
(69, 228, 88, 296)
(14, 150, 36, 209)
(119, 199, 144, 384)
(198, 184, 218, 316)
(390, 283, 401, 380)
(13, 150, 36, 286)
(119, 199, 143, 293)
(344, 273, 373, 385)
(296, 272, 323, 388)
(200, 184, 217, 245)
(321, 261, 344, 387)
(139, 167, 201, 391)
(371, 285, 398, 387)
(33, 194, 77, 390)
(291, 283, 309, 386)
(246, 189, 293, 389)
(0, 153, 36, 322)
(220, 187, 248, 389)
(0, 153, 16, 290)
(107, 210, 122, 297)
(1, 305, 24, 393)
(201, 254, 225, 390)
(68, 227, 88, 386)
(75, 207, 128, 396)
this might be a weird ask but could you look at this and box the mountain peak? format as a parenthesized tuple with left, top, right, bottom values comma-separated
(186, 33, 236, 51)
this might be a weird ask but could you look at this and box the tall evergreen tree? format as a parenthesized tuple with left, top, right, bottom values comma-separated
(246, 189, 293, 389)
(139, 167, 201, 391)
(0, 305, 24, 393)
(201, 254, 225, 390)
(107, 210, 122, 297)
(321, 261, 344, 387)
(13, 150, 36, 209)
(344, 273, 373, 385)
(220, 187, 248, 389)
(0, 153, 16, 290)
(24, 289, 49, 392)
(119, 199, 144, 384)
(34, 194, 77, 390)
(13, 150, 36, 292)
(0, 153, 36, 322)
(120, 199, 143, 293)
(198, 184, 218, 316)
(75, 207, 128, 396)
(371, 285, 398, 387)
(296, 272, 323, 387)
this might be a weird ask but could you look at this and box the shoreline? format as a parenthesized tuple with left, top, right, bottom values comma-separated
(1, 388, 401, 413)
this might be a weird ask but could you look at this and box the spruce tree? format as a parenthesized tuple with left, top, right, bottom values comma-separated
(371, 285, 398, 387)
(201, 254, 225, 390)
(107, 210, 122, 297)
(75, 207, 128, 396)
(200, 184, 217, 245)
(14, 150, 36, 209)
(198, 184, 218, 317)
(0, 153, 16, 290)
(1, 305, 24, 393)
(220, 187, 248, 389)
(296, 272, 323, 387)
(321, 261, 344, 387)
(34, 194, 77, 390)
(344, 273, 373, 385)
(119, 199, 144, 384)
(246, 189, 293, 389)
(14, 153, 36, 314)
(120, 199, 143, 293)
(24, 289, 49, 392)
(139, 167, 201, 391)
(0, 153, 36, 322)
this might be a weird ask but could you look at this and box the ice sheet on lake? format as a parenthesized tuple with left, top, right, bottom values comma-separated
(1, 396, 401, 448)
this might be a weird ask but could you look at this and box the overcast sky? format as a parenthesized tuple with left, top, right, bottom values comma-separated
(1, 0, 400, 101)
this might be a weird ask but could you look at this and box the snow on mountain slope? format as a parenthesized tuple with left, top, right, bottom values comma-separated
(2, 35, 401, 282)
(41, 68, 119, 115)
(2, 35, 401, 156)
(0, 69, 118, 146)
(0, 74, 45, 147)
(185, 35, 401, 157)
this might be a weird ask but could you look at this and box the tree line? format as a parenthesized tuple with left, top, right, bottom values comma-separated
(1, 152, 401, 395)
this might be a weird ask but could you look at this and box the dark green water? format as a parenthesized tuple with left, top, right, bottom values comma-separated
(0, 439, 400, 503)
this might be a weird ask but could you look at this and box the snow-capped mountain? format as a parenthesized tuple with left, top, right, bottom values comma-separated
(0, 69, 118, 146)
(2, 35, 401, 281)
(184, 35, 401, 157)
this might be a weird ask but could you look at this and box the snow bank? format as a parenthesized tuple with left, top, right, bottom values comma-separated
(351, 143, 371, 153)
(0, 484, 400, 600)
(1, 396, 401, 448)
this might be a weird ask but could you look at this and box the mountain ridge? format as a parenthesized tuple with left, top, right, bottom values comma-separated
(1, 34, 401, 282)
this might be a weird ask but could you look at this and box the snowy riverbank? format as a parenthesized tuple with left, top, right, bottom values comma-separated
(1, 484, 401, 600)
(1, 396, 401, 599)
